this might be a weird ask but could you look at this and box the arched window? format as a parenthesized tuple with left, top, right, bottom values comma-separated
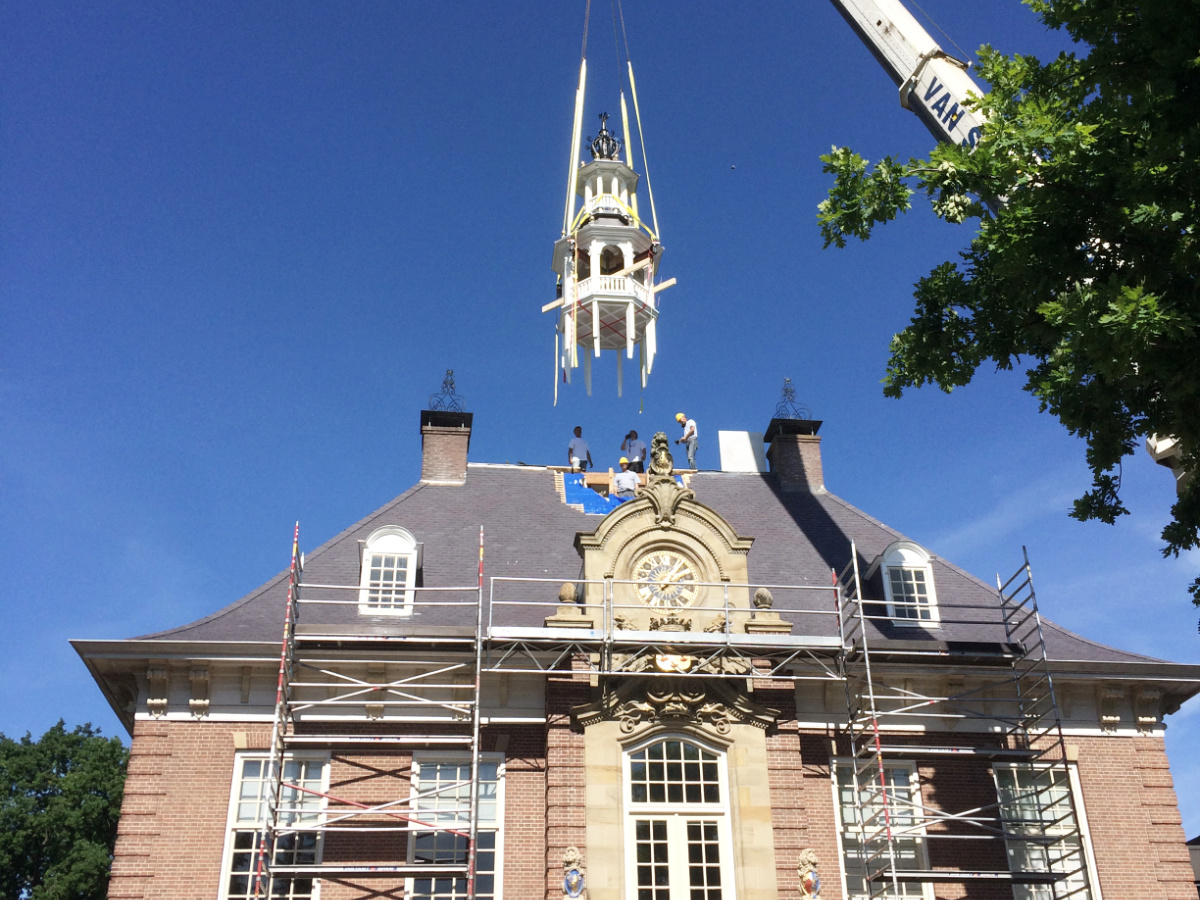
(624, 737, 732, 900)
(874, 541, 939, 626)
(600, 245, 624, 275)
(358, 525, 420, 616)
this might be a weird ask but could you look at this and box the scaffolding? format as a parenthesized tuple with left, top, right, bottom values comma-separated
(251, 526, 486, 899)
(250, 526, 1087, 900)
(838, 543, 1093, 899)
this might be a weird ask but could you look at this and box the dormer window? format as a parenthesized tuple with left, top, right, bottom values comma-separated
(873, 541, 939, 626)
(359, 525, 421, 616)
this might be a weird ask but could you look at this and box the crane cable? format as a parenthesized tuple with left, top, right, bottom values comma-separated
(580, 0, 591, 60)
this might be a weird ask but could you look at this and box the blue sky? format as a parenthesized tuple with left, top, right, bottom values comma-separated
(3, 1, 1197, 837)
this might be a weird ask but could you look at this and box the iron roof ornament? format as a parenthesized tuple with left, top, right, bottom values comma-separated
(588, 112, 622, 161)
(428, 369, 465, 413)
(773, 378, 812, 420)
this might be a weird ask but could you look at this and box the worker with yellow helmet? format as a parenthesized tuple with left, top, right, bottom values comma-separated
(674, 412, 698, 469)
(612, 456, 640, 500)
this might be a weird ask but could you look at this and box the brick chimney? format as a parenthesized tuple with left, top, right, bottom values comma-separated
(420, 410, 473, 485)
(764, 417, 823, 492)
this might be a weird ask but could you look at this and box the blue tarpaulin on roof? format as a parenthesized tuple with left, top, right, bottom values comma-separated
(562, 472, 682, 514)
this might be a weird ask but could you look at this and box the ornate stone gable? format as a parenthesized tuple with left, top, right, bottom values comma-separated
(573, 676, 780, 736)
(573, 436, 755, 632)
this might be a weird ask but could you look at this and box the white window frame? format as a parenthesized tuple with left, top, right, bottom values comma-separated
(869, 541, 940, 627)
(218, 752, 329, 900)
(408, 752, 505, 900)
(832, 759, 931, 900)
(358, 525, 421, 616)
(623, 733, 737, 900)
(993, 763, 1102, 900)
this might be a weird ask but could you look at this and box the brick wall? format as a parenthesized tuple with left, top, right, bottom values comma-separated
(545, 674, 590, 899)
(421, 425, 470, 484)
(765, 434, 823, 492)
(1074, 734, 1195, 899)
(494, 725, 547, 900)
(106, 716, 1193, 900)
(108, 719, 264, 900)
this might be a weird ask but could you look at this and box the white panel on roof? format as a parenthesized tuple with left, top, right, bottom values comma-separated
(718, 431, 767, 473)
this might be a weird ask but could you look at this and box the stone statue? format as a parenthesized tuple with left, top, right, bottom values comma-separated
(562, 847, 587, 899)
(648, 432, 674, 476)
(797, 848, 821, 898)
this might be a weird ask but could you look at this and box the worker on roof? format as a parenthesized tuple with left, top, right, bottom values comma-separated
(568, 426, 593, 472)
(612, 457, 640, 500)
(620, 430, 646, 473)
(675, 412, 698, 470)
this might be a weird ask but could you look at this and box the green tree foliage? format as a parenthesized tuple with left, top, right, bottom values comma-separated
(0, 721, 128, 900)
(818, 0, 1200, 607)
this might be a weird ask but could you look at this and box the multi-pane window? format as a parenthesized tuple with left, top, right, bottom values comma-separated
(410, 755, 503, 900)
(222, 756, 326, 900)
(358, 526, 418, 615)
(873, 541, 939, 626)
(625, 738, 732, 900)
(834, 762, 928, 900)
(365, 552, 410, 610)
(994, 765, 1095, 900)
(887, 567, 933, 621)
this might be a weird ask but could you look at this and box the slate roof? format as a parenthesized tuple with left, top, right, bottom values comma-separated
(133, 463, 1163, 666)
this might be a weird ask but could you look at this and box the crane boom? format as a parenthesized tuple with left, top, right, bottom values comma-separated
(830, 0, 985, 148)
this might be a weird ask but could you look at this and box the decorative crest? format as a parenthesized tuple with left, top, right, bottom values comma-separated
(428, 369, 465, 412)
(562, 847, 587, 899)
(648, 432, 674, 476)
(588, 112, 623, 160)
(797, 848, 822, 898)
(774, 377, 812, 420)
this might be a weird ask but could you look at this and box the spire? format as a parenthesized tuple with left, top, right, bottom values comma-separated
(542, 32, 676, 403)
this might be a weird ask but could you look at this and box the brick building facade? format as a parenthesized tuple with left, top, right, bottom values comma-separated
(77, 413, 1200, 900)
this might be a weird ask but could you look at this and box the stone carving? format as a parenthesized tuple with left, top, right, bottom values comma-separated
(604, 680, 731, 734)
(558, 582, 578, 604)
(1099, 684, 1123, 731)
(753, 587, 774, 609)
(611, 613, 634, 630)
(573, 676, 780, 734)
(188, 667, 210, 719)
(649, 610, 691, 632)
(797, 848, 821, 898)
(648, 432, 674, 476)
(704, 614, 727, 633)
(642, 475, 697, 528)
(147, 666, 169, 718)
(562, 846, 587, 899)
(1135, 686, 1162, 733)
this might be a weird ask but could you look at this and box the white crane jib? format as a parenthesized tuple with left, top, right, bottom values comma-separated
(830, 0, 986, 149)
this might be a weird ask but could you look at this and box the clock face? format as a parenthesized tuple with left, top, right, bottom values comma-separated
(633, 550, 699, 608)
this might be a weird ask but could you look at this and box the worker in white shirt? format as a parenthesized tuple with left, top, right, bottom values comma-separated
(567, 426, 593, 471)
(620, 430, 647, 473)
(612, 457, 640, 499)
(674, 412, 698, 469)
